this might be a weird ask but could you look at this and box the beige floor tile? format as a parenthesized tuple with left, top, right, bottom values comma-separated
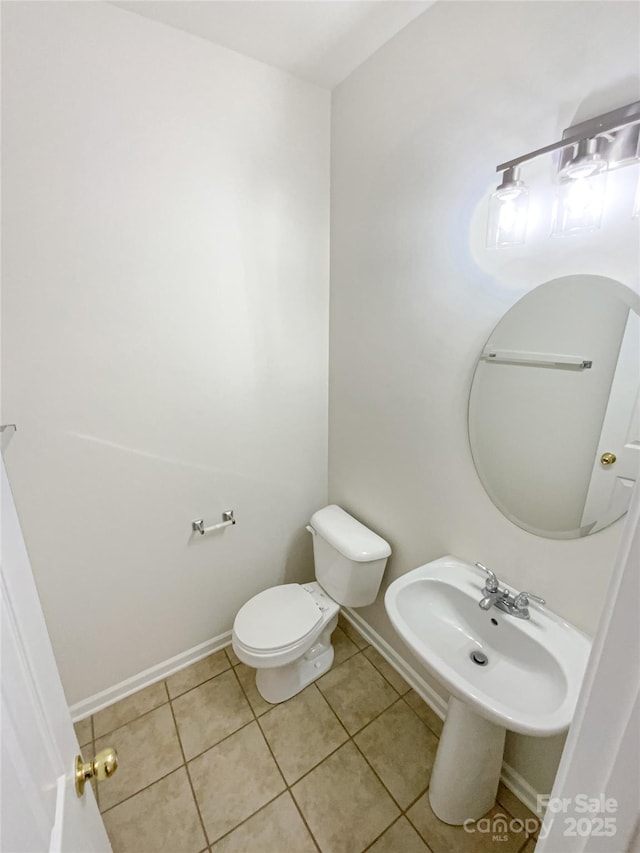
(225, 645, 240, 666)
(404, 690, 444, 737)
(317, 654, 398, 734)
(354, 699, 438, 808)
(234, 663, 274, 717)
(172, 669, 253, 760)
(74, 717, 93, 747)
(407, 795, 527, 853)
(211, 793, 316, 853)
(332, 625, 358, 665)
(166, 650, 231, 699)
(260, 684, 348, 783)
(189, 721, 285, 843)
(338, 613, 369, 649)
(103, 767, 206, 853)
(96, 704, 183, 811)
(94, 681, 168, 738)
(292, 742, 399, 853)
(497, 783, 541, 838)
(368, 817, 433, 852)
(363, 646, 411, 694)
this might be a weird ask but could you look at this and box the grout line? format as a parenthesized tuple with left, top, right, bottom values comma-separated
(309, 680, 351, 740)
(362, 645, 413, 697)
(403, 785, 431, 815)
(207, 791, 288, 849)
(287, 792, 323, 853)
(350, 727, 406, 814)
(93, 698, 172, 742)
(182, 718, 256, 767)
(227, 667, 323, 853)
(228, 665, 261, 722)
(361, 816, 405, 852)
(230, 667, 287, 789)
(288, 737, 350, 789)
(230, 668, 321, 852)
(99, 764, 185, 816)
(257, 737, 325, 849)
(401, 692, 444, 739)
(165, 661, 233, 702)
(166, 681, 211, 850)
(317, 680, 400, 739)
(403, 805, 445, 853)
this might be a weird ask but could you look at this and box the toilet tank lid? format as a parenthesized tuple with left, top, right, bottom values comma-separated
(309, 505, 391, 563)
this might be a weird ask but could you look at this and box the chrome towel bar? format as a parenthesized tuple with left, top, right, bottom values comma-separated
(482, 349, 592, 369)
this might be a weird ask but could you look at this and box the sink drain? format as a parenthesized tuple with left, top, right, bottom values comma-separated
(470, 650, 489, 666)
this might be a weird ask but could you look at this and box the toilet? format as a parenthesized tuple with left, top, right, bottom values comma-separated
(232, 504, 391, 704)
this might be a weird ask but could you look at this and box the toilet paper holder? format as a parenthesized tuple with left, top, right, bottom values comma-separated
(192, 510, 236, 535)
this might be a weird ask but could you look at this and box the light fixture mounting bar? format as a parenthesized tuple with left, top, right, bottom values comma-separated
(496, 101, 640, 173)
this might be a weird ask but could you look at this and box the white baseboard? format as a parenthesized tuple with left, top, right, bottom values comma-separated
(70, 630, 232, 721)
(342, 607, 542, 816)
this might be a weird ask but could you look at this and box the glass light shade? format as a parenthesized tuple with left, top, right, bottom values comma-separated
(486, 184, 529, 248)
(551, 171, 607, 236)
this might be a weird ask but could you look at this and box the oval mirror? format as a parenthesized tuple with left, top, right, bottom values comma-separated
(468, 275, 640, 539)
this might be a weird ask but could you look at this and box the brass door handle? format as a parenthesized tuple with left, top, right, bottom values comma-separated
(75, 747, 118, 797)
(601, 452, 617, 466)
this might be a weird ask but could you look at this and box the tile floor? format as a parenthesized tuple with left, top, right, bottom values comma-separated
(75, 615, 539, 853)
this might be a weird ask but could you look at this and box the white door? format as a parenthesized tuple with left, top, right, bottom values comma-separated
(1, 454, 111, 852)
(581, 310, 640, 533)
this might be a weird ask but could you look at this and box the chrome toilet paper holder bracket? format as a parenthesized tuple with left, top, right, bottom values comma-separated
(192, 510, 236, 535)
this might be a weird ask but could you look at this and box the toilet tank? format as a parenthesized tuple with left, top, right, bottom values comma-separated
(309, 505, 391, 607)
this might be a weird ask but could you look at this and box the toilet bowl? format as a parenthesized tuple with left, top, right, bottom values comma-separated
(232, 505, 391, 704)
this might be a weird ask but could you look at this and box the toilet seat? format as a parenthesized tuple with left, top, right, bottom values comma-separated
(233, 584, 323, 653)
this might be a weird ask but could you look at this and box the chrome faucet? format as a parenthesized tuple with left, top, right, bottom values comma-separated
(475, 562, 545, 620)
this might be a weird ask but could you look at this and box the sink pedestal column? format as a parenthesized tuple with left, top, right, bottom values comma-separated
(429, 697, 506, 825)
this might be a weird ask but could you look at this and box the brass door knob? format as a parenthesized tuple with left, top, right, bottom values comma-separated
(600, 452, 617, 466)
(75, 747, 118, 797)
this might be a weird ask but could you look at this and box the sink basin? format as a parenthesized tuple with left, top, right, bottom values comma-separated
(384, 555, 591, 736)
(384, 555, 592, 825)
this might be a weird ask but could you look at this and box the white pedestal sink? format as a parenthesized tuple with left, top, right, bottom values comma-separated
(384, 556, 591, 825)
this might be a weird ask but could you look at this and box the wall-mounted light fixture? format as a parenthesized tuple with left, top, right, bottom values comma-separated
(487, 101, 640, 248)
(486, 166, 529, 247)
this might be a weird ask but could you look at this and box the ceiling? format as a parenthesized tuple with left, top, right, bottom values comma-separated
(111, 1, 433, 89)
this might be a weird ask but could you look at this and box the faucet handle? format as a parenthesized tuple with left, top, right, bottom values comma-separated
(514, 591, 546, 609)
(475, 562, 499, 593)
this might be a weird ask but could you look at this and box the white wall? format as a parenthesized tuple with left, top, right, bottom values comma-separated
(2, 2, 330, 705)
(330, 0, 639, 795)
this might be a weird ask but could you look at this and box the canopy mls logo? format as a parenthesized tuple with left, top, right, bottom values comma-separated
(463, 795, 619, 842)
(537, 794, 618, 839)
(463, 811, 540, 841)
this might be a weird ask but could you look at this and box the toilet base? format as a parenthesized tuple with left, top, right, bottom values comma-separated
(255, 617, 338, 703)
